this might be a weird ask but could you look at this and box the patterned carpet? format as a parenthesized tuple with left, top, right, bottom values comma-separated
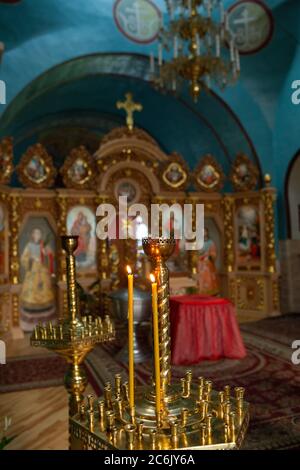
(0, 354, 66, 392)
(2, 315, 300, 449)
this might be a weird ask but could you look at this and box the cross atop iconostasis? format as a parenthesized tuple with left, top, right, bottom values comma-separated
(116, 92, 143, 131)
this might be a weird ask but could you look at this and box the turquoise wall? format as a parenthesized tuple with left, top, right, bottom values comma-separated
(0, 0, 299, 239)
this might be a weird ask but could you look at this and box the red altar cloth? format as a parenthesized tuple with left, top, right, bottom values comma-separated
(170, 295, 246, 365)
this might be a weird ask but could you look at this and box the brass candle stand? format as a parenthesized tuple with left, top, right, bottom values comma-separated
(30, 236, 115, 417)
(69, 237, 249, 450)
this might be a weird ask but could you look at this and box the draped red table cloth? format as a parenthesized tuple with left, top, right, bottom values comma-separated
(170, 295, 246, 365)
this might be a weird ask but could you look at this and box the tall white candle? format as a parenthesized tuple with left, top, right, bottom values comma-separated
(158, 43, 163, 66)
(236, 48, 240, 71)
(150, 53, 154, 73)
(230, 40, 234, 61)
(225, 12, 229, 31)
(207, 0, 212, 18)
(169, 0, 174, 20)
(206, 74, 211, 89)
(196, 34, 200, 56)
(216, 34, 220, 57)
(174, 35, 178, 58)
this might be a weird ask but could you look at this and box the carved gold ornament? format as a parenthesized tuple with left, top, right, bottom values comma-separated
(194, 155, 225, 192)
(230, 153, 259, 192)
(60, 146, 96, 189)
(0, 137, 14, 185)
(17, 143, 56, 188)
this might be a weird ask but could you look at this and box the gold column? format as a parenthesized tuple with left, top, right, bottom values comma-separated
(222, 195, 235, 273)
(9, 193, 21, 286)
(9, 193, 21, 327)
(62, 236, 79, 325)
(262, 187, 276, 274)
(56, 193, 67, 281)
(95, 195, 110, 282)
(142, 237, 175, 394)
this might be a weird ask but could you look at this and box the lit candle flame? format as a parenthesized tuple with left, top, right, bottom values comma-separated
(150, 273, 156, 283)
(126, 265, 132, 275)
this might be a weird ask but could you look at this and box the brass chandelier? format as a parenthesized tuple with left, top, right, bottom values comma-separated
(150, 0, 240, 102)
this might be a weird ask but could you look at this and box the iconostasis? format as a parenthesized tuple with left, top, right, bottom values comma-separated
(0, 126, 279, 338)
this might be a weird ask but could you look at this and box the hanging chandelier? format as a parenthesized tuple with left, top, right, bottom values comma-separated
(149, 0, 240, 102)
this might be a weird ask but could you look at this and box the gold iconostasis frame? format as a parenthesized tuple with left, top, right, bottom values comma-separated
(0, 127, 279, 338)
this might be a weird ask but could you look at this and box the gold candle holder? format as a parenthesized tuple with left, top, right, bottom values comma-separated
(68, 237, 250, 451)
(31, 236, 115, 420)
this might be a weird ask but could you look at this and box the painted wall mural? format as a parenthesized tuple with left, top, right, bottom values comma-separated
(19, 217, 56, 331)
(236, 205, 261, 270)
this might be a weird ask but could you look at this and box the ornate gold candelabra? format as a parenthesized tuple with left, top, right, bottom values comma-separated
(69, 237, 249, 450)
(31, 236, 115, 417)
(151, 0, 240, 101)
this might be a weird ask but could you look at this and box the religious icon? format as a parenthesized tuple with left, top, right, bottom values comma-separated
(17, 143, 56, 188)
(236, 205, 261, 270)
(159, 205, 188, 273)
(197, 227, 219, 296)
(67, 158, 90, 184)
(194, 155, 225, 192)
(19, 218, 56, 331)
(60, 146, 96, 189)
(162, 162, 187, 189)
(228, 0, 273, 54)
(0, 205, 5, 276)
(24, 155, 48, 183)
(115, 180, 138, 204)
(230, 153, 259, 191)
(113, 0, 161, 44)
(67, 206, 96, 271)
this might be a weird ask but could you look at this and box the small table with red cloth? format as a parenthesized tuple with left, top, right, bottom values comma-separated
(169, 295, 246, 365)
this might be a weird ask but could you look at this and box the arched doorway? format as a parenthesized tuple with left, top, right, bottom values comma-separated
(286, 151, 300, 239)
(280, 152, 300, 314)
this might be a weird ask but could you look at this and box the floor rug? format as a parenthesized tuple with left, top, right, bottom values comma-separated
(85, 316, 300, 450)
(0, 354, 66, 393)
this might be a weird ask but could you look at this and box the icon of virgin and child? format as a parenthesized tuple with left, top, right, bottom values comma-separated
(69, 208, 96, 270)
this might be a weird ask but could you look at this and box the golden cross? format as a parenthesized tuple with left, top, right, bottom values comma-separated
(116, 92, 143, 131)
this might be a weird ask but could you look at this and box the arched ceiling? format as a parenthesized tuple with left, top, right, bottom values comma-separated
(0, 53, 260, 189)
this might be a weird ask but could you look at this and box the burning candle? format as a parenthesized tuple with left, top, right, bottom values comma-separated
(150, 273, 161, 420)
(126, 266, 134, 411)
